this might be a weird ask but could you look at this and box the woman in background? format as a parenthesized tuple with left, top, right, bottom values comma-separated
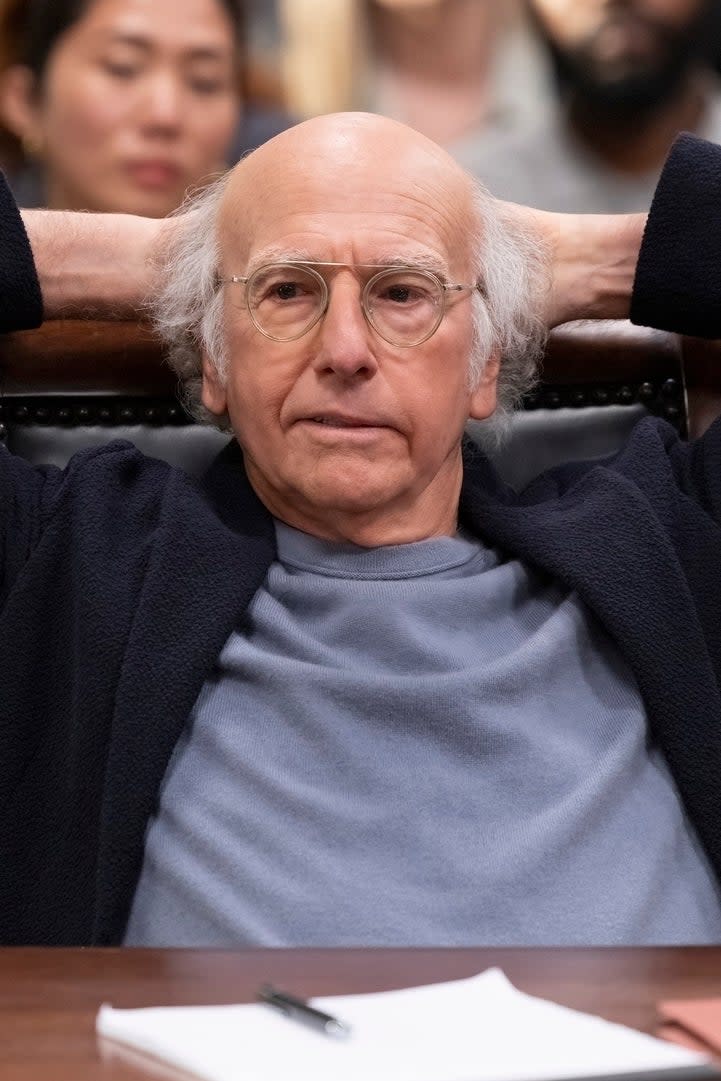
(0, 0, 280, 216)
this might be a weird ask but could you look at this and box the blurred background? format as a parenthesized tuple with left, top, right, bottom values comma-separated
(0, 0, 720, 215)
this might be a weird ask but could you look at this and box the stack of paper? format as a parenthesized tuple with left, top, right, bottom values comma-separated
(96, 967, 719, 1081)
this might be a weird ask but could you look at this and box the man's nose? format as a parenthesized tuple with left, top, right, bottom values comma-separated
(312, 280, 378, 378)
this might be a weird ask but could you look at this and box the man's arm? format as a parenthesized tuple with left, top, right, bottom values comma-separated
(11, 132, 721, 336)
(20, 209, 175, 322)
(500, 203, 645, 328)
(0, 169, 195, 333)
(17, 192, 642, 332)
(504, 133, 721, 338)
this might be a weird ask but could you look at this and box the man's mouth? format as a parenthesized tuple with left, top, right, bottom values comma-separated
(309, 416, 378, 427)
(296, 415, 393, 441)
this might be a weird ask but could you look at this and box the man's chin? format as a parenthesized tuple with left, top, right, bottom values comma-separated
(289, 441, 406, 502)
(282, 456, 412, 517)
(296, 479, 402, 516)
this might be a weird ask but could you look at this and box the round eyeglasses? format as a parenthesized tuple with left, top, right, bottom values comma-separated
(218, 261, 481, 348)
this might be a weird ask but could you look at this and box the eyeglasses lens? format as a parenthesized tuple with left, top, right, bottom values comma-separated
(246, 265, 324, 341)
(365, 269, 443, 346)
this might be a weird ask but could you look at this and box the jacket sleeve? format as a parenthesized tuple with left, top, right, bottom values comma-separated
(631, 133, 721, 339)
(0, 171, 43, 333)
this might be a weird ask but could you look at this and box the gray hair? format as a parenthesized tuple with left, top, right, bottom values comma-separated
(466, 180, 547, 442)
(152, 172, 548, 440)
(152, 172, 234, 430)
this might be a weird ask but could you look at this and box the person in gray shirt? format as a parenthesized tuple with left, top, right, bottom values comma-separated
(455, 0, 721, 212)
(3, 113, 721, 946)
(127, 114, 721, 945)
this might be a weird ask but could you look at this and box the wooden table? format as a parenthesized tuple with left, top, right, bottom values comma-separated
(2, 947, 721, 1080)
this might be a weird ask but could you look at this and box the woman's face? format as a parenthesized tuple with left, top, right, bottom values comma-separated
(16, 0, 241, 215)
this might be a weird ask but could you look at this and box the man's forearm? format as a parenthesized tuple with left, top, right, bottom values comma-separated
(549, 211, 646, 325)
(528, 133, 721, 339)
(500, 203, 646, 328)
(20, 208, 175, 321)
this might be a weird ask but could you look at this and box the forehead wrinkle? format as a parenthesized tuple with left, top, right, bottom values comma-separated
(222, 131, 475, 274)
(243, 246, 452, 278)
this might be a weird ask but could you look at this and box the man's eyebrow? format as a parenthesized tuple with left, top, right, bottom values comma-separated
(243, 248, 453, 278)
(244, 246, 318, 272)
(367, 253, 452, 277)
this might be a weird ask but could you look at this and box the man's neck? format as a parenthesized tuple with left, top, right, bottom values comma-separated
(565, 72, 708, 176)
(265, 493, 462, 549)
(244, 461, 465, 549)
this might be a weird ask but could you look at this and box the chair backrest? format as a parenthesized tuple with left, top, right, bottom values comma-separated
(1, 317, 716, 489)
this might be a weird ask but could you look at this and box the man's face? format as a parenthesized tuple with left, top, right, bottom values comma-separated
(201, 118, 497, 544)
(528, 0, 711, 111)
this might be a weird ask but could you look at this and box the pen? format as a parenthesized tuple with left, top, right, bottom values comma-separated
(257, 984, 351, 1039)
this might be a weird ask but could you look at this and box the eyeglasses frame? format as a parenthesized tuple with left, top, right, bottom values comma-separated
(218, 260, 484, 347)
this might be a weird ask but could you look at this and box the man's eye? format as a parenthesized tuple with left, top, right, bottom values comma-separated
(254, 278, 316, 305)
(272, 281, 302, 300)
(380, 283, 426, 304)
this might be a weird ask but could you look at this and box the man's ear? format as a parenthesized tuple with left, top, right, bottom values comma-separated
(200, 349, 228, 416)
(0, 65, 42, 149)
(468, 352, 500, 420)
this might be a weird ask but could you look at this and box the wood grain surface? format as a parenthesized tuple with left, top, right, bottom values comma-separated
(2, 947, 721, 1080)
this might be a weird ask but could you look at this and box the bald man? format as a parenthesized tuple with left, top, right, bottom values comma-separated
(2, 115, 721, 948)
